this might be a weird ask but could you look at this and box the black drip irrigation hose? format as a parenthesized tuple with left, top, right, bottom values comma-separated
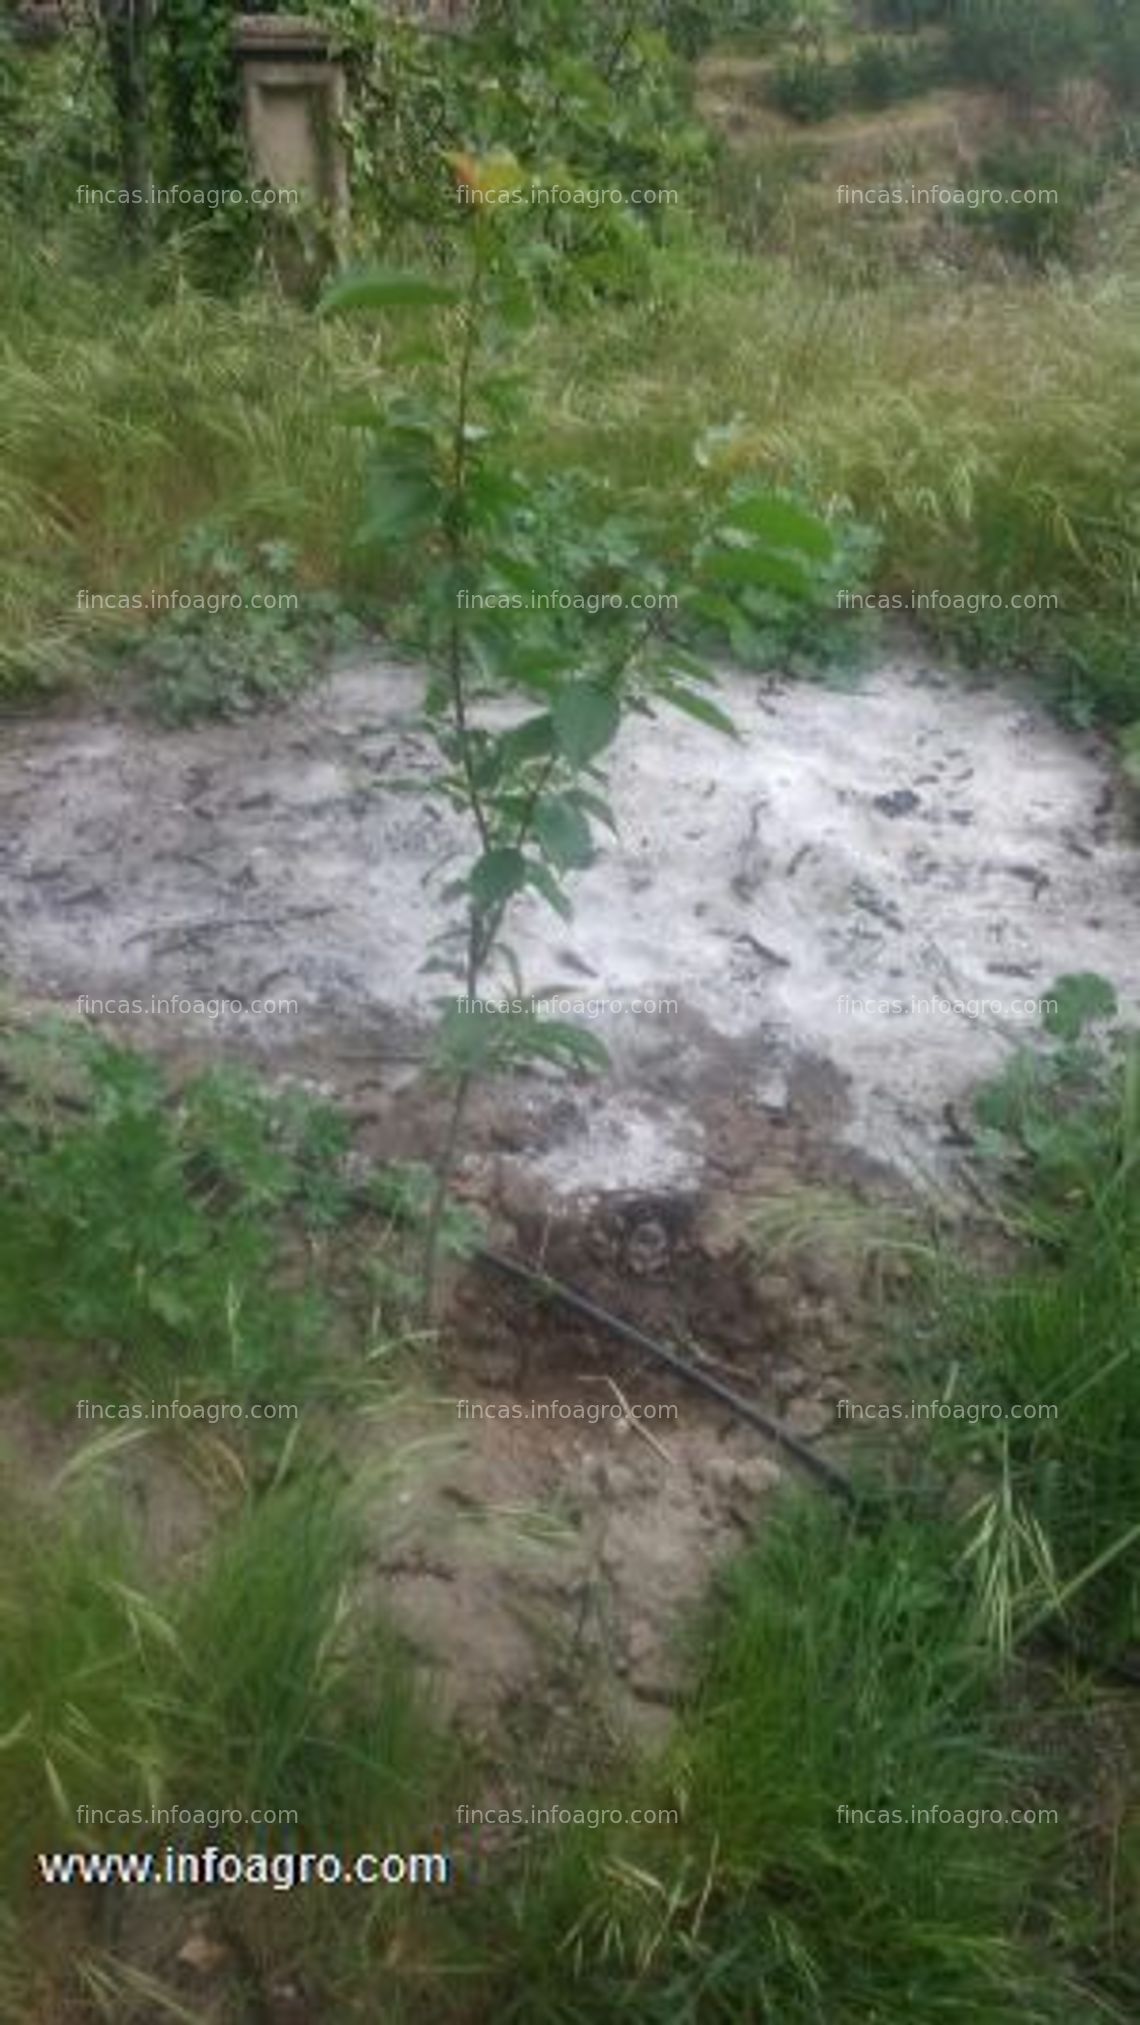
(474, 1244, 1140, 1692)
(476, 1245, 860, 1505)
(4, 1041, 1134, 1684)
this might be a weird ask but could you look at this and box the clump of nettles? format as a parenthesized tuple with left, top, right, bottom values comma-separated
(113, 532, 362, 724)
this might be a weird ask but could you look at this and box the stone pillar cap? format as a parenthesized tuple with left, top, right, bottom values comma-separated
(234, 15, 336, 59)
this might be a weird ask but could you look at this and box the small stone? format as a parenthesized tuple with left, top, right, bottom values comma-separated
(626, 1219, 669, 1277)
(731, 1456, 783, 1498)
(599, 1462, 638, 1499)
(477, 1354, 519, 1388)
(627, 1618, 677, 1704)
(628, 1619, 657, 1665)
(489, 1117, 528, 1151)
(756, 1078, 789, 1115)
(814, 1297, 847, 1342)
(702, 1454, 739, 1493)
(177, 1932, 231, 1976)
(753, 1272, 794, 1314)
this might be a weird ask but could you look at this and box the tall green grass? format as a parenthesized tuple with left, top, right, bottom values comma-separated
(3, 174, 1138, 719)
(477, 1497, 1120, 2022)
(0, 1466, 461, 2020)
(0, 217, 372, 692)
(916, 1028, 1140, 1661)
(523, 230, 1140, 719)
(0, 1470, 451, 1875)
(471, 1032, 1140, 2021)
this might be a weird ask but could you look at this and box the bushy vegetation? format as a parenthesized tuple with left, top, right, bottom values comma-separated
(948, 0, 1101, 106)
(311, 0, 714, 256)
(0, 1464, 463, 2019)
(2, 0, 1137, 724)
(4, 208, 1138, 720)
(484, 1504, 1089, 2022)
(0, 1019, 353, 1413)
(759, 0, 1140, 123)
(848, 34, 935, 108)
(966, 134, 1109, 264)
(925, 1001, 1140, 1662)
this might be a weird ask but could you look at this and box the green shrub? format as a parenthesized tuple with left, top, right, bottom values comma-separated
(652, 0, 732, 59)
(968, 137, 1107, 265)
(114, 530, 363, 723)
(323, 0, 712, 261)
(870, 0, 955, 23)
(769, 51, 844, 122)
(949, 0, 1101, 107)
(1100, 1, 1140, 108)
(848, 36, 932, 108)
(0, 28, 114, 211)
(0, 1025, 349, 1410)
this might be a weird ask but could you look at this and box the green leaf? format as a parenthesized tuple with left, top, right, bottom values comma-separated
(720, 494, 833, 560)
(1042, 972, 1118, 1041)
(553, 683, 620, 768)
(432, 1004, 607, 1080)
(660, 645, 715, 684)
(356, 471, 441, 545)
(533, 796, 595, 871)
(702, 547, 813, 598)
(567, 787, 618, 836)
(524, 859, 573, 922)
(512, 1018, 609, 1074)
(469, 848, 528, 911)
(684, 589, 745, 630)
(318, 268, 461, 315)
(657, 682, 737, 736)
(432, 1002, 511, 1076)
(497, 714, 556, 766)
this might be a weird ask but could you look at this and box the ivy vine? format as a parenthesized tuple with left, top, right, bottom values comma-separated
(158, 0, 247, 196)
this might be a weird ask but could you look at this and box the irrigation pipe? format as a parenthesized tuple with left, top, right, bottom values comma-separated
(474, 1244, 1140, 1691)
(0, 1033, 1131, 1684)
(475, 1245, 860, 1505)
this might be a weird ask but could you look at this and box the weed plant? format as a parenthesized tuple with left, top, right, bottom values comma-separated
(0, 1022, 349, 1414)
(474, 1497, 1117, 2022)
(917, 1002, 1140, 1662)
(0, 1468, 460, 2019)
